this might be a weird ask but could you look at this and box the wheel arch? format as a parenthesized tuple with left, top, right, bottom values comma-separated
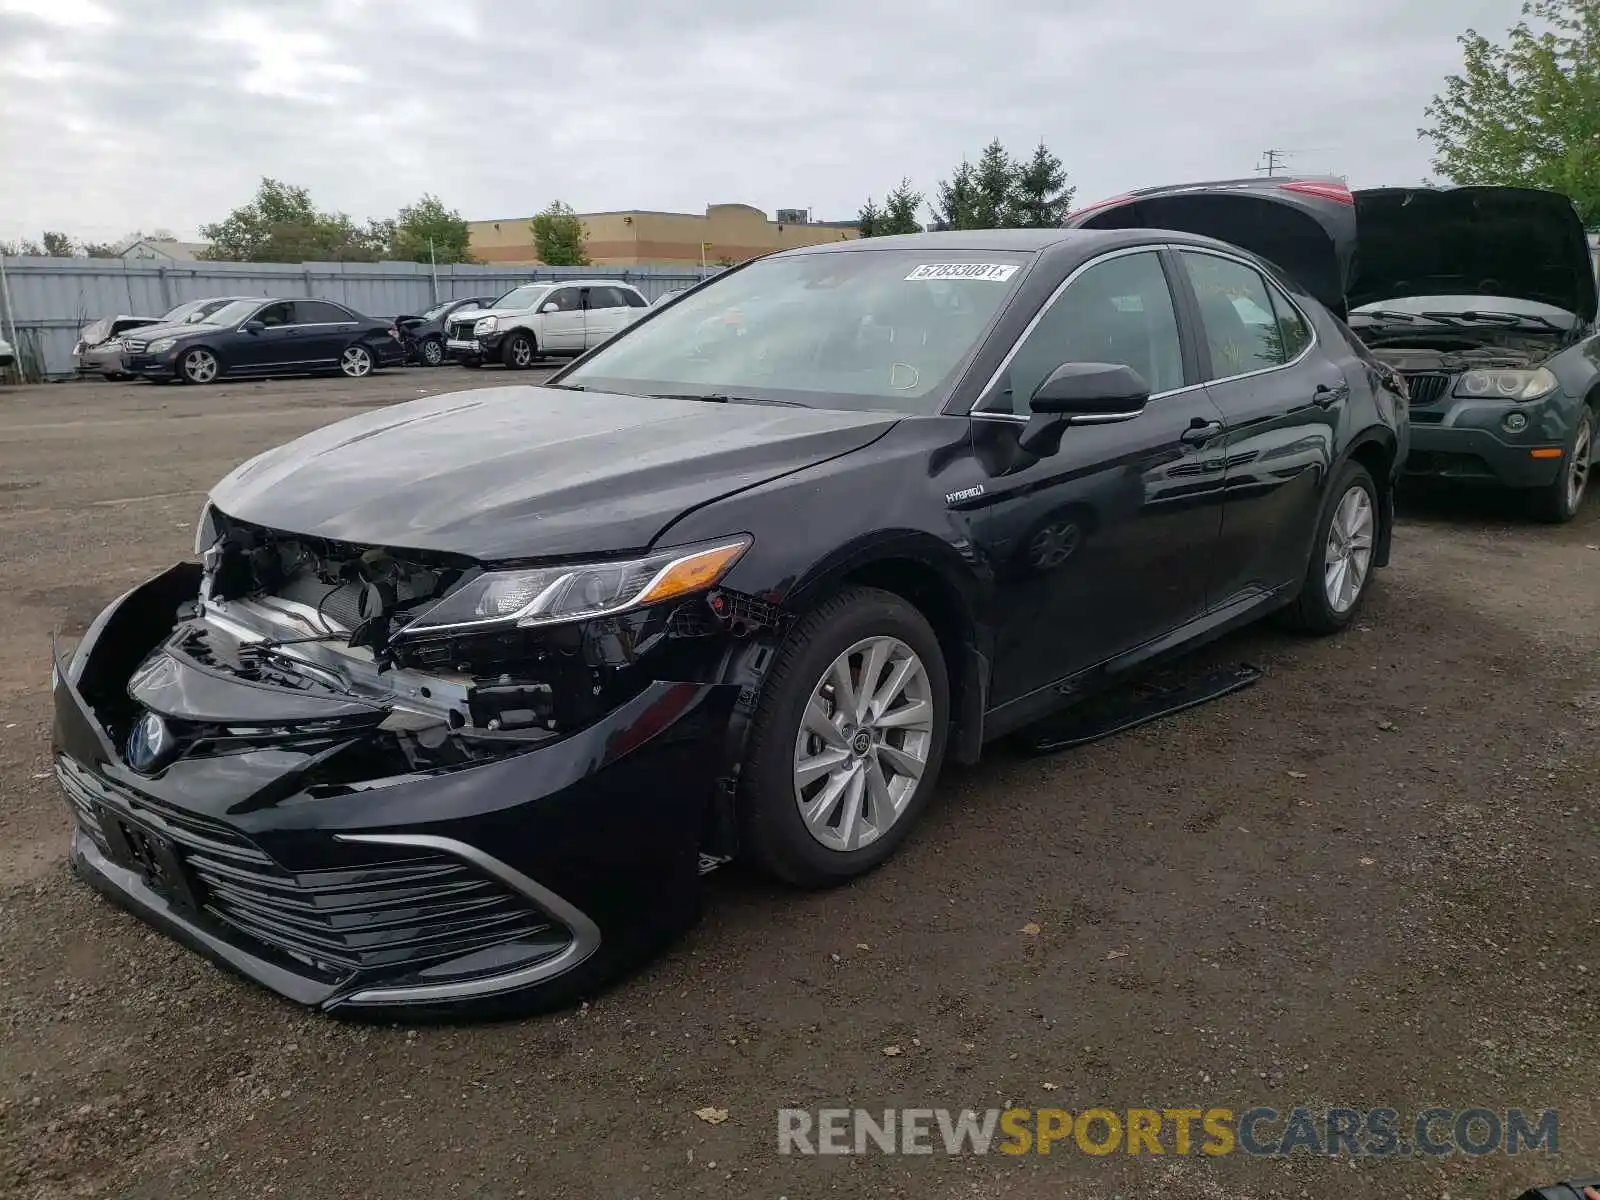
(1338, 427, 1397, 568)
(778, 536, 989, 765)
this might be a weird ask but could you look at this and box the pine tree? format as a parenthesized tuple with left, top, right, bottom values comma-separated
(934, 161, 979, 230)
(1012, 141, 1074, 227)
(971, 139, 1020, 228)
(880, 178, 925, 235)
(856, 196, 882, 238)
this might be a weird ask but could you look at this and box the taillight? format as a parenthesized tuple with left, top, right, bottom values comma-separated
(1279, 181, 1354, 204)
(387, 326, 399, 339)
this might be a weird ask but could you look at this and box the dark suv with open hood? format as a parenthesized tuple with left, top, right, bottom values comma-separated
(1068, 178, 1599, 521)
(53, 228, 1405, 1016)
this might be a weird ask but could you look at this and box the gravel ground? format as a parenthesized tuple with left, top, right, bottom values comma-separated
(0, 373, 1596, 1200)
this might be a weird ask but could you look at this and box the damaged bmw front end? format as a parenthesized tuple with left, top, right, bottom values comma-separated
(52, 503, 778, 1016)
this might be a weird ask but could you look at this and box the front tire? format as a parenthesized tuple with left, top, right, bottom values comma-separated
(340, 344, 374, 378)
(502, 331, 536, 369)
(178, 347, 220, 385)
(419, 337, 445, 367)
(1282, 460, 1378, 635)
(1530, 407, 1593, 523)
(739, 586, 949, 888)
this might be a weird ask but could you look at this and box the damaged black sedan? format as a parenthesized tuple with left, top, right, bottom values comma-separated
(54, 228, 1406, 1016)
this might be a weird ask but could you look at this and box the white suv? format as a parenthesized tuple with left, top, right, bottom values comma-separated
(445, 279, 651, 369)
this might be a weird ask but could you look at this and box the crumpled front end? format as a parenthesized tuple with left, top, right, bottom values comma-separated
(53, 524, 751, 1016)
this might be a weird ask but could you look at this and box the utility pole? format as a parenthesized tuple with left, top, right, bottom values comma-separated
(1256, 149, 1288, 177)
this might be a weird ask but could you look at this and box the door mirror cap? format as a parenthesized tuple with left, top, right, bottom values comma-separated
(540, 302, 559, 314)
(1029, 361, 1151, 419)
(240, 320, 265, 334)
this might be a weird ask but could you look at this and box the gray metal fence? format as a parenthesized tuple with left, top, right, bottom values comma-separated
(0, 257, 719, 380)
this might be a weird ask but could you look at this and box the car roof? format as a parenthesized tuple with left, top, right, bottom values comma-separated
(784, 229, 1082, 255)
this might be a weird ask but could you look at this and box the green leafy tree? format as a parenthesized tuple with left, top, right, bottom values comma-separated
(391, 194, 476, 264)
(972, 139, 1021, 228)
(856, 196, 882, 237)
(1012, 141, 1075, 227)
(41, 231, 75, 257)
(933, 160, 979, 230)
(0, 238, 43, 256)
(199, 177, 385, 263)
(880, 178, 926, 235)
(79, 240, 119, 258)
(1420, 0, 1600, 225)
(530, 201, 590, 266)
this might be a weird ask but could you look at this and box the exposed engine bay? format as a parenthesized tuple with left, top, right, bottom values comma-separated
(161, 510, 785, 777)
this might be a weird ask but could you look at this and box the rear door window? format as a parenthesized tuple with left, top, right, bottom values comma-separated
(294, 301, 356, 325)
(1179, 251, 1290, 379)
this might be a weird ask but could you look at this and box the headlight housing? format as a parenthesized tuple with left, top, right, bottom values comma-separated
(473, 316, 498, 335)
(1453, 367, 1558, 401)
(397, 536, 752, 636)
(148, 337, 177, 354)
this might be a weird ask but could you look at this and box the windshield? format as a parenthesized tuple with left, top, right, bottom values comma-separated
(559, 250, 1032, 413)
(200, 300, 260, 328)
(160, 298, 234, 324)
(491, 284, 553, 310)
(1351, 294, 1578, 326)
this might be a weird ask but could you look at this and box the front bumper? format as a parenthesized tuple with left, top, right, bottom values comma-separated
(53, 564, 738, 1017)
(74, 346, 127, 376)
(122, 351, 180, 379)
(446, 332, 501, 362)
(1401, 391, 1578, 488)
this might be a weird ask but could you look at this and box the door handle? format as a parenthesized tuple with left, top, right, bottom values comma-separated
(1180, 419, 1224, 446)
(1313, 382, 1350, 408)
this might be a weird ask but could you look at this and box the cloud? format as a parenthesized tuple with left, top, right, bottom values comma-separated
(0, 0, 1530, 243)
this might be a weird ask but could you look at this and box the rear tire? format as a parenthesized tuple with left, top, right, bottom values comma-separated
(1282, 460, 1379, 635)
(739, 586, 949, 888)
(1530, 407, 1593, 524)
(340, 344, 374, 378)
(502, 331, 536, 369)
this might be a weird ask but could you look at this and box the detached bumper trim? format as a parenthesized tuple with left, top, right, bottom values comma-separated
(331, 833, 602, 1007)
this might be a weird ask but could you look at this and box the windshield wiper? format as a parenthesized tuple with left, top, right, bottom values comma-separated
(1418, 309, 1563, 330)
(1355, 309, 1419, 323)
(648, 391, 804, 407)
(542, 383, 587, 391)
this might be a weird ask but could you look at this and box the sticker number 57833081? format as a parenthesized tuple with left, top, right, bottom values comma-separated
(905, 263, 1020, 282)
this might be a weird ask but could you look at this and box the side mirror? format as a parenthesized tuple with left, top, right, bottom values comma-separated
(540, 302, 559, 314)
(1018, 362, 1150, 458)
(240, 320, 265, 334)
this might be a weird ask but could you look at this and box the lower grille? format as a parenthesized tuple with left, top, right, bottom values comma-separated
(58, 756, 566, 976)
(1402, 372, 1453, 406)
(1410, 409, 1446, 425)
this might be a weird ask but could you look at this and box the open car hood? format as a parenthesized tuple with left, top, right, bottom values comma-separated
(1065, 179, 1598, 321)
(208, 385, 899, 561)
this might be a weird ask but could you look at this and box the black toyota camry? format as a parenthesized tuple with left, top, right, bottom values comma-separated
(53, 227, 1407, 1016)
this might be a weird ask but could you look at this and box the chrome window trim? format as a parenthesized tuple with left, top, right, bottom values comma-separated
(971, 244, 1186, 418)
(333, 832, 602, 1005)
(1173, 245, 1320, 385)
(970, 242, 1323, 423)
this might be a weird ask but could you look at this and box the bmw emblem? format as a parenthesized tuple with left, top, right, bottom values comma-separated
(125, 711, 175, 774)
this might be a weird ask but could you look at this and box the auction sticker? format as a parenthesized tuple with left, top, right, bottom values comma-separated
(905, 263, 1020, 282)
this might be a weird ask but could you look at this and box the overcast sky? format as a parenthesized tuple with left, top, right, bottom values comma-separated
(0, 0, 1530, 245)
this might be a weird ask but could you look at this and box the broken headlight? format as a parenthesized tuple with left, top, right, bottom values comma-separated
(397, 536, 750, 636)
(1453, 367, 1558, 401)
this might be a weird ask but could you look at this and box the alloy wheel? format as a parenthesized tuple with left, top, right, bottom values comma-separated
(341, 346, 373, 377)
(420, 339, 444, 366)
(792, 636, 935, 853)
(1323, 484, 1374, 614)
(182, 349, 217, 384)
(509, 337, 534, 368)
(1567, 417, 1592, 515)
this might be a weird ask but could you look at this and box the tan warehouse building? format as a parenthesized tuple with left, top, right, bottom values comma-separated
(468, 203, 857, 266)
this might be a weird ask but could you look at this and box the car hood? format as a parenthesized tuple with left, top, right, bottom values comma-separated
(449, 306, 532, 324)
(123, 319, 223, 341)
(208, 386, 900, 560)
(1349, 186, 1597, 319)
(1067, 180, 1597, 320)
